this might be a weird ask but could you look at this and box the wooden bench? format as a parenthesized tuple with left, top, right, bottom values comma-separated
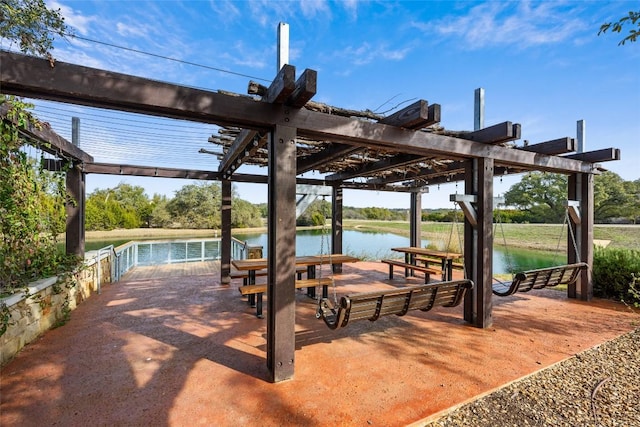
(415, 256, 464, 270)
(239, 277, 333, 318)
(230, 266, 306, 285)
(381, 259, 440, 283)
(318, 279, 474, 329)
(492, 262, 588, 297)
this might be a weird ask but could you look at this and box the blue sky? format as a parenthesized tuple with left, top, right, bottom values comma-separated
(8, 1, 640, 208)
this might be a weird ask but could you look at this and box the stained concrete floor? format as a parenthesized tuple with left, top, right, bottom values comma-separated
(1, 261, 638, 426)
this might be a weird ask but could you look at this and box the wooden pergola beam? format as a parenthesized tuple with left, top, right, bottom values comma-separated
(0, 103, 93, 163)
(378, 100, 441, 129)
(326, 153, 431, 182)
(296, 143, 360, 174)
(287, 69, 317, 108)
(459, 121, 521, 145)
(263, 64, 296, 104)
(519, 137, 576, 155)
(82, 163, 220, 179)
(0, 51, 598, 175)
(367, 160, 466, 185)
(564, 148, 620, 163)
(218, 129, 262, 179)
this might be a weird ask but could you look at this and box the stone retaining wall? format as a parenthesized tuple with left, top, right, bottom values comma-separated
(0, 256, 113, 366)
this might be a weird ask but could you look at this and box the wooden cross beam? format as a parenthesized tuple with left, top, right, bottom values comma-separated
(367, 160, 466, 185)
(0, 103, 93, 163)
(378, 100, 441, 129)
(0, 51, 601, 175)
(82, 163, 220, 179)
(458, 121, 522, 144)
(564, 148, 621, 163)
(296, 143, 360, 174)
(325, 153, 433, 182)
(518, 137, 576, 155)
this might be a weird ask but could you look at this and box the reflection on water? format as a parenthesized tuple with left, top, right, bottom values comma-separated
(234, 229, 559, 274)
(86, 229, 560, 275)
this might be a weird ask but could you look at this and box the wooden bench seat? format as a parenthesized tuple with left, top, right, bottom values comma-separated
(239, 277, 333, 318)
(492, 262, 588, 297)
(381, 259, 440, 283)
(415, 256, 464, 270)
(318, 279, 474, 329)
(230, 266, 306, 285)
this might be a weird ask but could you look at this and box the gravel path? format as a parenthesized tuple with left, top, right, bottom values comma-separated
(426, 328, 640, 427)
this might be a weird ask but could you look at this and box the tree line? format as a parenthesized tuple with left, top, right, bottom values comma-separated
(84, 171, 639, 231)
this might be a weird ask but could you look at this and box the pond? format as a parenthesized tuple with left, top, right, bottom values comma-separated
(233, 229, 562, 275)
(85, 229, 562, 275)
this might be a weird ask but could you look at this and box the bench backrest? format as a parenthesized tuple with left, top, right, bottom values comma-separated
(325, 279, 473, 329)
(494, 262, 588, 297)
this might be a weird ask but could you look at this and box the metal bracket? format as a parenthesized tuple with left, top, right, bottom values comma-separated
(565, 200, 581, 225)
(450, 194, 506, 227)
(296, 185, 333, 218)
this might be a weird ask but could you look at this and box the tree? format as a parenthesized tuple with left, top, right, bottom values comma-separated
(149, 194, 171, 228)
(504, 172, 568, 223)
(599, 10, 640, 45)
(167, 183, 222, 229)
(231, 198, 262, 228)
(0, 0, 70, 61)
(594, 171, 634, 222)
(110, 183, 152, 227)
(296, 199, 330, 226)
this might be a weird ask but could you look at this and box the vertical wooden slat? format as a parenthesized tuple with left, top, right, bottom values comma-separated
(568, 173, 593, 300)
(477, 158, 494, 328)
(220, 179, 232, 285)
(580, 173, 594, 301)
(463, 159, 493, 327)
(568, 174, 578, 299)
(463, 161, 475, 324)
(331, 186, 343, 273)
(410, 191, 422, 249)
(65, 164, 85, 257)
(267, 124, 297, 382)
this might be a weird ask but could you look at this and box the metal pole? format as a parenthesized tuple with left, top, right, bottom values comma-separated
(72, 117, 80, 146)
(474, 88, 485, 131)
(96, 248, 101, 294)
(576, 120, 586, 153)
(277, 22, 289, 72)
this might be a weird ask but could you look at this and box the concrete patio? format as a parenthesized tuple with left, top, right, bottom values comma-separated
(1, 261, 637, 426)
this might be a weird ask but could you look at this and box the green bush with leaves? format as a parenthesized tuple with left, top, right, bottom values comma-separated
(592, 246, 640, 305)
(1, 96, 79, 295)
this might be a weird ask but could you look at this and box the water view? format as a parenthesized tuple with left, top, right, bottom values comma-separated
(233, 229, 560, 274)
(85, 229, 561, 275)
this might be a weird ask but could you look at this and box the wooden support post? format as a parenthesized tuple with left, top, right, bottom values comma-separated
(463, 158, 494, 328)
(568, 173, 594, 300)
(65, 163, 85, 257)
(332, 186, 343, 274)
(267, 124, 297, 382)
(220, 179, 232, 285)
(410, 191, 422, 248)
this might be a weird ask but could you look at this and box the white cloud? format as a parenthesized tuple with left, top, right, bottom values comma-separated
(415, 1, 585, 49)
(300, 0, 330, 19)
(336, 42, 410, 66)
(49, 0, 97, 36)
(340, 0, 360, 20)
(208, 0, 241, 20)
(218, 40, 270, 70)
(116, 22, 149, 39)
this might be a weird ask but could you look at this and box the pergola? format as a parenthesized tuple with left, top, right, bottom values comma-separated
(0, 50, 621, 382)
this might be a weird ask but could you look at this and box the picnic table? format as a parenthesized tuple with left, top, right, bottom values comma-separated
(390, 247, 462, 281)
(231, 254, 359, 308)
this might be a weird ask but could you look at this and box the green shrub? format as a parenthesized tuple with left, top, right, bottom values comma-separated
(593, 247, 640, 305)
